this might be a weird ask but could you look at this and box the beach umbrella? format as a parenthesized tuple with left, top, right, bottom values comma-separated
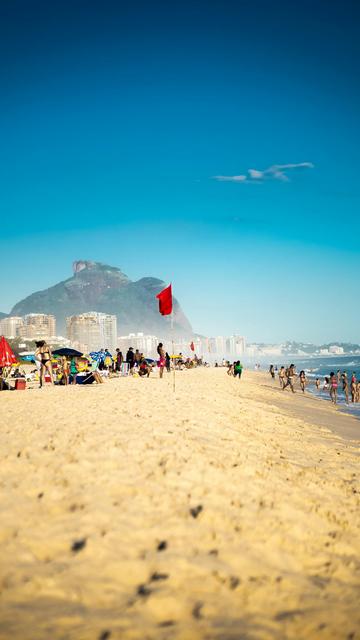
(0, 336, 17, 367)
(53, 348, 83, 357)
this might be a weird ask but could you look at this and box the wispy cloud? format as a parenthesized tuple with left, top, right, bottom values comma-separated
(213, 162, 314, 183)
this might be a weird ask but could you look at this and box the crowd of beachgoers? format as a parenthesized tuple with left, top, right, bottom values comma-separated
(268, 363, 360, 405)
(1, 340, 204, 390)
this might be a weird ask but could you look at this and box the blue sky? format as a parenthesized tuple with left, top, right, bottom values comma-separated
(1, 0, 359, 342)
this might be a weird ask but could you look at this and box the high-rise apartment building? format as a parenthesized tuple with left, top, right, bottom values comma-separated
(66, 312, 117, 353)
(0, 316, 24, 338)
(227, 335, 246, 356)
(117, 332, 158, 357)
(18, 314, 56, 340)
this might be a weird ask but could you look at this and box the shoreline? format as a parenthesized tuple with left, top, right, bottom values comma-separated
(251, 371, 359, 444)
(0, 367, 359, 639)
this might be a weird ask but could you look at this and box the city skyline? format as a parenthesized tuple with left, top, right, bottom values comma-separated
(1, 1, 359, 343)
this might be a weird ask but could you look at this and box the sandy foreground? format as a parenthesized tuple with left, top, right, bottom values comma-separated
(0, 368, 359, 640)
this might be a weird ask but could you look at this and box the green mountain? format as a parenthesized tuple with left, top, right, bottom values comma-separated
(10, 261, 193, 337)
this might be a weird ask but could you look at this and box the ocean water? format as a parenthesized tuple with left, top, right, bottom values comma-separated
(268, 355, 360, 420)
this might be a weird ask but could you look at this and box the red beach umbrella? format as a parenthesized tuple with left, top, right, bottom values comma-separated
(0, 336, 17, 367)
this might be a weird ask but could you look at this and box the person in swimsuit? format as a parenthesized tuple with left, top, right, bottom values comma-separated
(315, 378, 321, 391)
(227, 362, 234, 376)
(157, 342, 166, 379)
(61, 356, 69, 385)
(269, 365, 275, 380)
(282, 364, 296, 393)
(351, 373, 357, 403)
(35, 340, 54, 388)
(279, 366, 285, 388)
(329, 371, 338, 404)
(342, 372, 349, 403)
(299, 370, 306, 393)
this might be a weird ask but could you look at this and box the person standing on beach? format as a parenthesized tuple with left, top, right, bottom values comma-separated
(165, 352, 171, 373)
(282, 364, 296, 393)
(35, 340, 54, 388)
(351, 373, 357, 403)
(342, 372, 349, 403)
(61, 356, 69, 385)
(157, 342, 166, 379)
(329, 372, 338, 404)
(126, 347, 135, 374)
(115, 349, 123, 372)
(279, 366, 285, 388)
(269, 364, 275, 379)
(299, 370, 306, 393)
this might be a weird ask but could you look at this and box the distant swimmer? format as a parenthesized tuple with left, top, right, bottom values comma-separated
(299, 370, 306, 393)
(342, 371, 349, 403)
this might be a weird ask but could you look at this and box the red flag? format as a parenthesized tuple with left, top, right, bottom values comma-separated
(0, 336, 17, 367)
(190, 341, 195, 351)
(156, 284, 173, 316)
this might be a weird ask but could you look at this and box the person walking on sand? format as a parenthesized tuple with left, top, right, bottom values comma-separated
(299, 370, 306, 393)
(329, 371, 338, 404)
(342, 371, 349, 404)
(35, 340, 54, 388)
(157, 343, 166, 379)
(269, 364, 275, 380)
(234, 360, 243, 379)
(282, 364, 296, 393)
(279, 366, 285, 388)
(227, 362, 234, 376)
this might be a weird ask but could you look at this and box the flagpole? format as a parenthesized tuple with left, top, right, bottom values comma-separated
(171, 310, 175, 393)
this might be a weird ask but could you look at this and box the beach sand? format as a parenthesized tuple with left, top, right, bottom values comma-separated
(0, 368, 359, 639)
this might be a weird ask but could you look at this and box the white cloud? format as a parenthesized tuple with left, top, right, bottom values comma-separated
(248, 169, 263, 179)
(213, 175, 247, 182)
(213, 162, 314, 183)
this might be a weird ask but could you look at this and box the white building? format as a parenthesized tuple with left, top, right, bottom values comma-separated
(66, 312, 117, 353)
(0, 316, 24, 338)
(329, 345, 344, 355)
(117, 332, 159, 357)
(227, 335, 246, 357)
(18, 313, 56, 340)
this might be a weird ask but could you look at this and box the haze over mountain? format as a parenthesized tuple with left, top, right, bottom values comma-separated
(10, 261, 193, 338)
